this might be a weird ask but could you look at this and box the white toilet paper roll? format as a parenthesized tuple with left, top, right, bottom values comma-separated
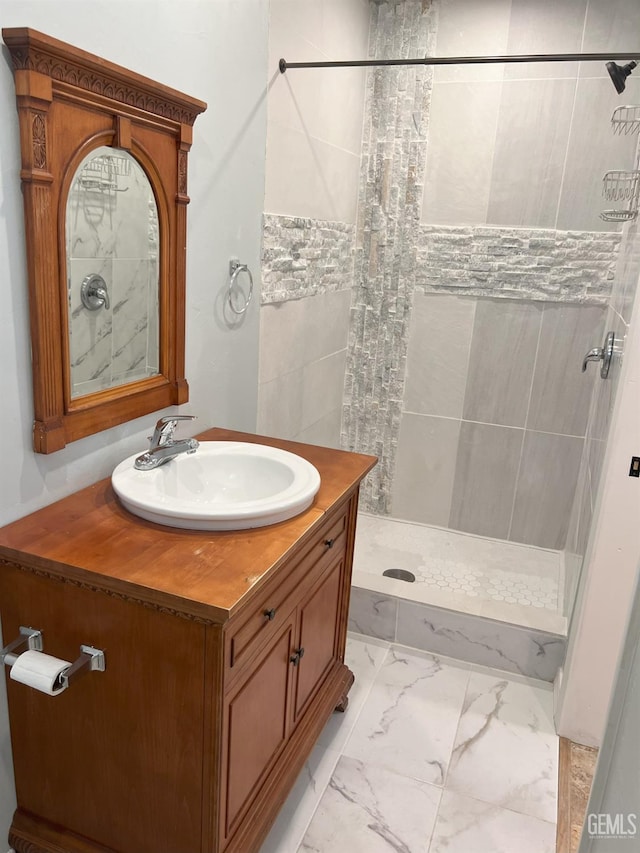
(10, 649, 71, 696)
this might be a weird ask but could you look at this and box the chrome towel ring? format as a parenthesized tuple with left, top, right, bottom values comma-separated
(228, 259, 254, 315)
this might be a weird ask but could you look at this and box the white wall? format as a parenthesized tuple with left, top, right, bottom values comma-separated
(578, 567, 640, 852)
(556, 252, 640, 745)
(0, 0, 269, 842)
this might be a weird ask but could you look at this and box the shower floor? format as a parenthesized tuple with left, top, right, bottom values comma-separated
(352, 513, 567, 636)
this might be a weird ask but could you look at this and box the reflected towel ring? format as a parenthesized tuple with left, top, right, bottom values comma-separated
(228, 259, 254, 315)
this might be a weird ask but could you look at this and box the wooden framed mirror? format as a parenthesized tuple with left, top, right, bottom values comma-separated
(2, 28, 206, 453)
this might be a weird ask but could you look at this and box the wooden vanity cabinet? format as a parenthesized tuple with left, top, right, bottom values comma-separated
(221, 510, 349, 849)
(0, 429, 376, 853)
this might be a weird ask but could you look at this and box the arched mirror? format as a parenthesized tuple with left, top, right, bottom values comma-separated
(2, 27, 206, 453)
(66, 147, 160, 399)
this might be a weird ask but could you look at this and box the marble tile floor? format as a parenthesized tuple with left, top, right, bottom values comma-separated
(259, 633, 558, 853)
(353, 513, 567, 636)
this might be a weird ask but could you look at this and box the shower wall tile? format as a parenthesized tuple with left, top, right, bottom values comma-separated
(391, 414, 461, 527)
(510, 431, 584, 549)
(259, 298, 307, 384)
(588, 438, 607, 512)
(591, 306, 626, 442)
(486, 78, 576, 228)
(348, 587, 397, 642)
(403, 294, 476, 418)
(302, 289, 352, 364)
(555, 78, 640, 233)
(416, 225, 618, 303)
(449, 421, 523, 540)
(301, 350, 347, 432)
(527, 303, 606, 436)
(432, 0, 510, 84)
(257, 369, 304, 440)
(395, 600, 565, 681)
(265, 123, 361, 223)
(267, 0, 369, 221)
(580, 0, 640, 72)
(503, 0, 588, 80)
(612, 221, 640, 326)
(259, 289, 351, 384)
(295, 407, 343, 449)
(421, 81, 502, 225)
(462, 300, 541, 427)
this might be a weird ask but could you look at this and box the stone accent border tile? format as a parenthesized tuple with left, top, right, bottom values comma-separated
(417, 225, 619, 304)
(261, 214, 355, 305)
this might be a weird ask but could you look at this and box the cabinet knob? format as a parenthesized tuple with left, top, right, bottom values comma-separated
(290, 647, 305, 666)
(324, 538, 335, 549)
(264, 608, 277, 621)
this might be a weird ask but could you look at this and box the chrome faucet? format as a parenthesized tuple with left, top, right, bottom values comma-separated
(134, 415, 199, 470)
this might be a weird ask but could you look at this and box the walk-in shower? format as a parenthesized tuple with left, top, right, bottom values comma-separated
(260, 0, 640, 676)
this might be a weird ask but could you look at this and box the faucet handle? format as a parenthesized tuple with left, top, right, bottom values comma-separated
(150, 415, 196, 449)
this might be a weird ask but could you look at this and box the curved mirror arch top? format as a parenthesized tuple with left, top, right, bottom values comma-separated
(66, 147, 160, 399)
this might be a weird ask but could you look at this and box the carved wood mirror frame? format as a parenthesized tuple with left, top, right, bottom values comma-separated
(2, 28, 206, 453)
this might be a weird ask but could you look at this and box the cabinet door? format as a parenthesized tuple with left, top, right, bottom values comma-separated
(292, 554, 344, 723)
(221, 615, 295, 841)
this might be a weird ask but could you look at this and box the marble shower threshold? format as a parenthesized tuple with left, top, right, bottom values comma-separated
(350, 515, 567, 681)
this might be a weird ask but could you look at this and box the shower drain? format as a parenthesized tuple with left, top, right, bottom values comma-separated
(382, 568, 416, 583)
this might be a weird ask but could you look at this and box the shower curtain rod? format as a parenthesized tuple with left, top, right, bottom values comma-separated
(278, 52, 640, 73)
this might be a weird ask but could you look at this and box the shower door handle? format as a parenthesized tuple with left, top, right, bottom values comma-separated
(582, 331, 615, 378)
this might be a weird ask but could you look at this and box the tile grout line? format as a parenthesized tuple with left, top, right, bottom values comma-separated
(292, 638, 392, 853)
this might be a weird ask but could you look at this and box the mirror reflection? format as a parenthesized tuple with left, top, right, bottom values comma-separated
(66, 146, 160, 399)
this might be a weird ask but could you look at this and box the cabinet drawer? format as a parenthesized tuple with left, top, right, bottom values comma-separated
(225, 506, 348, 678)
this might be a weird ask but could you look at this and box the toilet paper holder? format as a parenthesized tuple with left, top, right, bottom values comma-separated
(1, 626, 106, 690)
(0, 626, 43, 667)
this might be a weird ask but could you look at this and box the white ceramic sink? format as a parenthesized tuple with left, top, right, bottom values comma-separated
(111, 441, 321, 530)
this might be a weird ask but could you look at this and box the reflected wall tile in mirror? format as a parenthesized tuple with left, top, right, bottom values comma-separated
(463, 299, 541, 428)
(527, 304, 606, 436)
(391, 414, 461, 527)
(404, 293, 476, 418)
(421, 81, 502, 225)
(449, 421, 523, 540)
(114, 158, 158, 260)
(486, 78, 575, 228)
(146, 257, 160, 373)
(66, 183, 118, 261)
(510, 431, 583, 549)
(111, 259, 153, 382)
(68, 257, 113, 397)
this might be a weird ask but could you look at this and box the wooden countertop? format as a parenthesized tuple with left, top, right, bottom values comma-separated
(0, 428, 376, 623)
